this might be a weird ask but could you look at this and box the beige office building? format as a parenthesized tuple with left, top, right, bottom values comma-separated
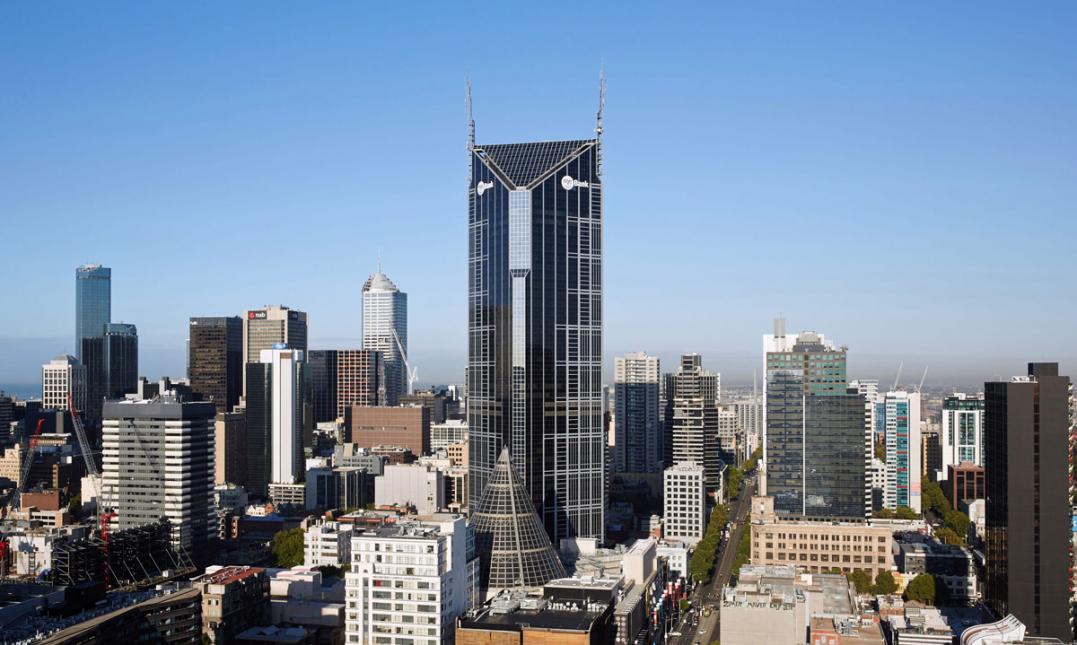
(242, 305, 307, 394)
(750, 496, 893, 579)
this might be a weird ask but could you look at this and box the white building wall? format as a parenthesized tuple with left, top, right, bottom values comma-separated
(260, 347, 304, 485)
(374, 464, 445, 514)
(663, 462, 706, 546)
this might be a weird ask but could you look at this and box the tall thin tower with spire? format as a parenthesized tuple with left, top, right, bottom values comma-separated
(467, 80, 606, 544)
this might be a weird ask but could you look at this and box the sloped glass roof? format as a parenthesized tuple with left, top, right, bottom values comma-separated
(477, 140, 593, 188)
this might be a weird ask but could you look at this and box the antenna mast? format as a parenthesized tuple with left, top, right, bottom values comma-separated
(595, 65, 605, 175)
(467, 78, 475, 185)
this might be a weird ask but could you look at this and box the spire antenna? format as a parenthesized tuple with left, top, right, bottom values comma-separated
(466, 77, 475, 150)
(595, 64, 605, 137)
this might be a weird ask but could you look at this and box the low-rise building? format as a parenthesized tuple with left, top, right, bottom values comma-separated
(750, 496, 894, 579)
(195, 566, 270, 644)
(373, 462, 445, 514)
(304, 520, 354, 568)
(457, 582, 617, 645)
(894, 537, 978, 602)
(269, 567, 346, 645)
(885, 606, 952, 644)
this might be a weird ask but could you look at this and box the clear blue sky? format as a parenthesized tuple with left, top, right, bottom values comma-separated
(2, 2, 1075, 392)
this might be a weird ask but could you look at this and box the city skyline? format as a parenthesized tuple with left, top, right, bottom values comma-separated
(3, 4, 1077, 390)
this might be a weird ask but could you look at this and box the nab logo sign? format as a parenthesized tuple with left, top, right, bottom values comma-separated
(561, 175, 590, 191)
(248, 311, 267, 320)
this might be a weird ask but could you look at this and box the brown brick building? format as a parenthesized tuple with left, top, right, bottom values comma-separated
(346, 405, 429, 456)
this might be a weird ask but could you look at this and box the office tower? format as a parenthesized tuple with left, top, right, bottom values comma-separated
(76, 265, 111, 427)
(940, 393, 984, 480)
(730, 397, 762, 459)
(667, 354, 722, 495)
(882, 391, 922, 513)
(763, 324, 868, 518)
(102, 396, 216, 555)
(467, 127, 605, 544)
(470, 448, 565, 591)
(345, 405, 429, 456)
(849, 378, 881, 454)
(921, 427, 942, 483)
(245, 346, 308, 497)
(613, 352, 662, 474)
(41, 354, 87, 412)
(717, 407, 739, 464)
(103, 323, 138, 400)
(337, 349, 384, 418)
(214, 411, 246, 485)
(346, 515, 478, 644)
(75, 264, 111, 362)
(242, 305, 308, 394)
(984, 363, 1072, 641)
(308, 350, 338, 423)
(361, 266, 408, 405)
(188, 316, 243, 413)
(663, 462, 706, 545)
(0, 393, 12, 444)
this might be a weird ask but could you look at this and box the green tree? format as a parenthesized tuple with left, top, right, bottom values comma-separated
(904, 573, 936, 605)
(67, 493, 81, 514)
(934, 526, 964, 546)
(895, 506, 919, 520)
(872, 570, 898, 596)
(848, 570, 872, 594)
(874, 442, 885, 462)
(943, 509, 971, 537)
(271, 528, 305, 568)
(873, 508, 895, 519)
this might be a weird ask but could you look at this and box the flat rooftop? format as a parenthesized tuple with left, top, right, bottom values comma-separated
(461, 606, 603, 633)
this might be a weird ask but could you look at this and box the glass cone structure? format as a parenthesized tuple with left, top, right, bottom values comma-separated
(470, 447, 566, 591)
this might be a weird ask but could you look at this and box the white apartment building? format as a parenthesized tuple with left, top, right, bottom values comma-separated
(345, 514, 478, 645)
(663, 462, 706, 546)
(374, 463, 445, 514)
(940, 393, 984, 480)
(41, 354, 86, 412)
(305, 520, 355, 568)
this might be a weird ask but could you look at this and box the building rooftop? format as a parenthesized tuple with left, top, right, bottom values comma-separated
(196, 565, 265, 587)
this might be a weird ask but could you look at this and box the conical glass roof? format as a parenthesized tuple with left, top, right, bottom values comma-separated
(470, 447, 566, 591)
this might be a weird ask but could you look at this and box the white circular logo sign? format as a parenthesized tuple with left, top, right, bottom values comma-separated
(476, 180, 494, 196)
(561, 175, 575, 190)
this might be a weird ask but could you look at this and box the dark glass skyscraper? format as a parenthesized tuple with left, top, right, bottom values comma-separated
(76, 264, 111, 427)
(103, 323, 138, 400)
(468, 130, 605, 544)
(188, 316, 243, 413)
(764, 327, 869, 519)
(308, 350, 339, 424)
(984, 363, 1072, 641)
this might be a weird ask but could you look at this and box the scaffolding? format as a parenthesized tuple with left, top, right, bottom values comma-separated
(51, 520, 194, 590)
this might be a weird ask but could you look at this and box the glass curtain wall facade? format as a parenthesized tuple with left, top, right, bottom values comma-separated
(103, 323, 138, 400)
(75, 265, 111, 362)
(309, 350, 339, 424)
(765, 336, 868, 519)
(468, 138, 604, 543)
(188, 316, 243, 414)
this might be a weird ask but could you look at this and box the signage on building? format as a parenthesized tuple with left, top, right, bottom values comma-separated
(561, 175, 590, 190)
(476, 180, 494, 196)
(248, 310, 267, 320)
(288, 311, 299, 321)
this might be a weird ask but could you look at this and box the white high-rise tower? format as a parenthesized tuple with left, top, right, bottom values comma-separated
(362, 265, 408, 405)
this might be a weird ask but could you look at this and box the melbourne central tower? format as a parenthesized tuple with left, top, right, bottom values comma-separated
(467, 97, 606, 545)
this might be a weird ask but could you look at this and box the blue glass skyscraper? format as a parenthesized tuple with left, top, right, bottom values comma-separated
(76, 264, 111, 361)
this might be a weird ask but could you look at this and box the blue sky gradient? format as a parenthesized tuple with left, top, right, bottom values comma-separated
(2, 3, 1075, 390)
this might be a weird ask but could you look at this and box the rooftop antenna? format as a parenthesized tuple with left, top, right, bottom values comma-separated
(466, 77, 475, 151)
(595, 64, 605, 175)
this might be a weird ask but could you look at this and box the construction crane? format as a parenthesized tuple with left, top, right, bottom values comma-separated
(917, 366, 929, 393)
(0, 418, 46, 517)
(890, 361, 904, 392)
(391, 328, 418, 395)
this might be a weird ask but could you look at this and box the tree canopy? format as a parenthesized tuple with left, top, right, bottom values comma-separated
(904, 573, 936, 604)
(271, 527, 305, 568)
(872, 570, 898, 595)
